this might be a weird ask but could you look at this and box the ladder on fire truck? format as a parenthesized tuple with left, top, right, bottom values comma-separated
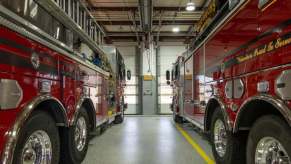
(189, 0, 239, 53)
(36, 0, 110, 69)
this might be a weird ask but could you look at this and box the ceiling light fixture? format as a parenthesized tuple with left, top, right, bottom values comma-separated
(186, 1, 195, 11)
(172, 27, 180, 33)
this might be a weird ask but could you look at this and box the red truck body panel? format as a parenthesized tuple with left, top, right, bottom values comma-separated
(0, 26, 109, 157)
(173, 0, 291, 130)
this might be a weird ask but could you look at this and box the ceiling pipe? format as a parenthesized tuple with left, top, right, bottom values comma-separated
(138, 0, 153, 32)
(138, 0, 153, 49)
(129, 11, 141, 45)
(155, 11, 163, 46)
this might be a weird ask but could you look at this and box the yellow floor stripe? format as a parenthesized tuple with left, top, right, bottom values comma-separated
(176, 124, 215, 164)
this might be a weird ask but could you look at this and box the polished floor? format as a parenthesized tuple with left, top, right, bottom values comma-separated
(83, 116, 213, 164)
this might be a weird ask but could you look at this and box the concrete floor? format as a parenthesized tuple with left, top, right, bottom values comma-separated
(83, 116, 213, 164)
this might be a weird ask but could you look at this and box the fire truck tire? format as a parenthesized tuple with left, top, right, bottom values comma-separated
(13, 111, 60, 164)
(61, 108, 89, 164)
(100, 122, 108, 133)
(114, 113, 124, 124)
(173, 113, 183, 124)
(246, 115, 291, 164)
(210, 108, 245, 164)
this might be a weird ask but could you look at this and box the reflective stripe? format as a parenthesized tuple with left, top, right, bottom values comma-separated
(176, 124, 215, 164)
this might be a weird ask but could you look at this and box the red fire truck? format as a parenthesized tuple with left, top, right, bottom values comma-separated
(103, 46, 128, 124)
(168, 0, 291, 163)
(170, 56, 185, 123)
(0, 0, 118, 164)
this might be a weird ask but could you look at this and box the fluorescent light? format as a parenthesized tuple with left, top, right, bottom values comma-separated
(186, 2, 195, 11)
(172, 27, 180, 33)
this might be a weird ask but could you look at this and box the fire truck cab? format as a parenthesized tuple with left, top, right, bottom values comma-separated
(170, 56, 185, 123)
(169, 0, 291, 163)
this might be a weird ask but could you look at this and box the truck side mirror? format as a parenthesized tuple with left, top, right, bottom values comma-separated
(166, 70, 170, 81)
(127, 70, 131, 80)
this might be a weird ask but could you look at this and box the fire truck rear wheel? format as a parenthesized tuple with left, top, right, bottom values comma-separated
(13, 111, 60, 164)
(246, 115, 291, 164)
(173, 113, 183, 124)
(61, 108, 89, 164)
(114, 113, 124, 124)
(210, 108, 245, 164)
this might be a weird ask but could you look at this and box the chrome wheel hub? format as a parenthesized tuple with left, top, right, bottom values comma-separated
(255, 137, 290, 164)
(74, 116, 87, 151)
(21, 130, 52, 164)
(214, 119, 227, 157)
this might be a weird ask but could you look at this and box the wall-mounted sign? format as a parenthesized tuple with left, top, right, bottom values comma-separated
(143, 75, 154, 81)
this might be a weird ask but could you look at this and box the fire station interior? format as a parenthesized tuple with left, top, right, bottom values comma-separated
(1, 0, 291, 164)
(83, 0, 215, 163)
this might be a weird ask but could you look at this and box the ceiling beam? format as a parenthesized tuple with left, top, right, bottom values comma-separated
(89, 7, 137, 11)
(107, 32, 195, 37)
(108, 35, 194, 42)
(89, 6, 203, 12)
(154, 6, 203, 11)
(98, 20, 197, 25)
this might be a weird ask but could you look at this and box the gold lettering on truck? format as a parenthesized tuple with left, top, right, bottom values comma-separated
(235, 33, 291, 64)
